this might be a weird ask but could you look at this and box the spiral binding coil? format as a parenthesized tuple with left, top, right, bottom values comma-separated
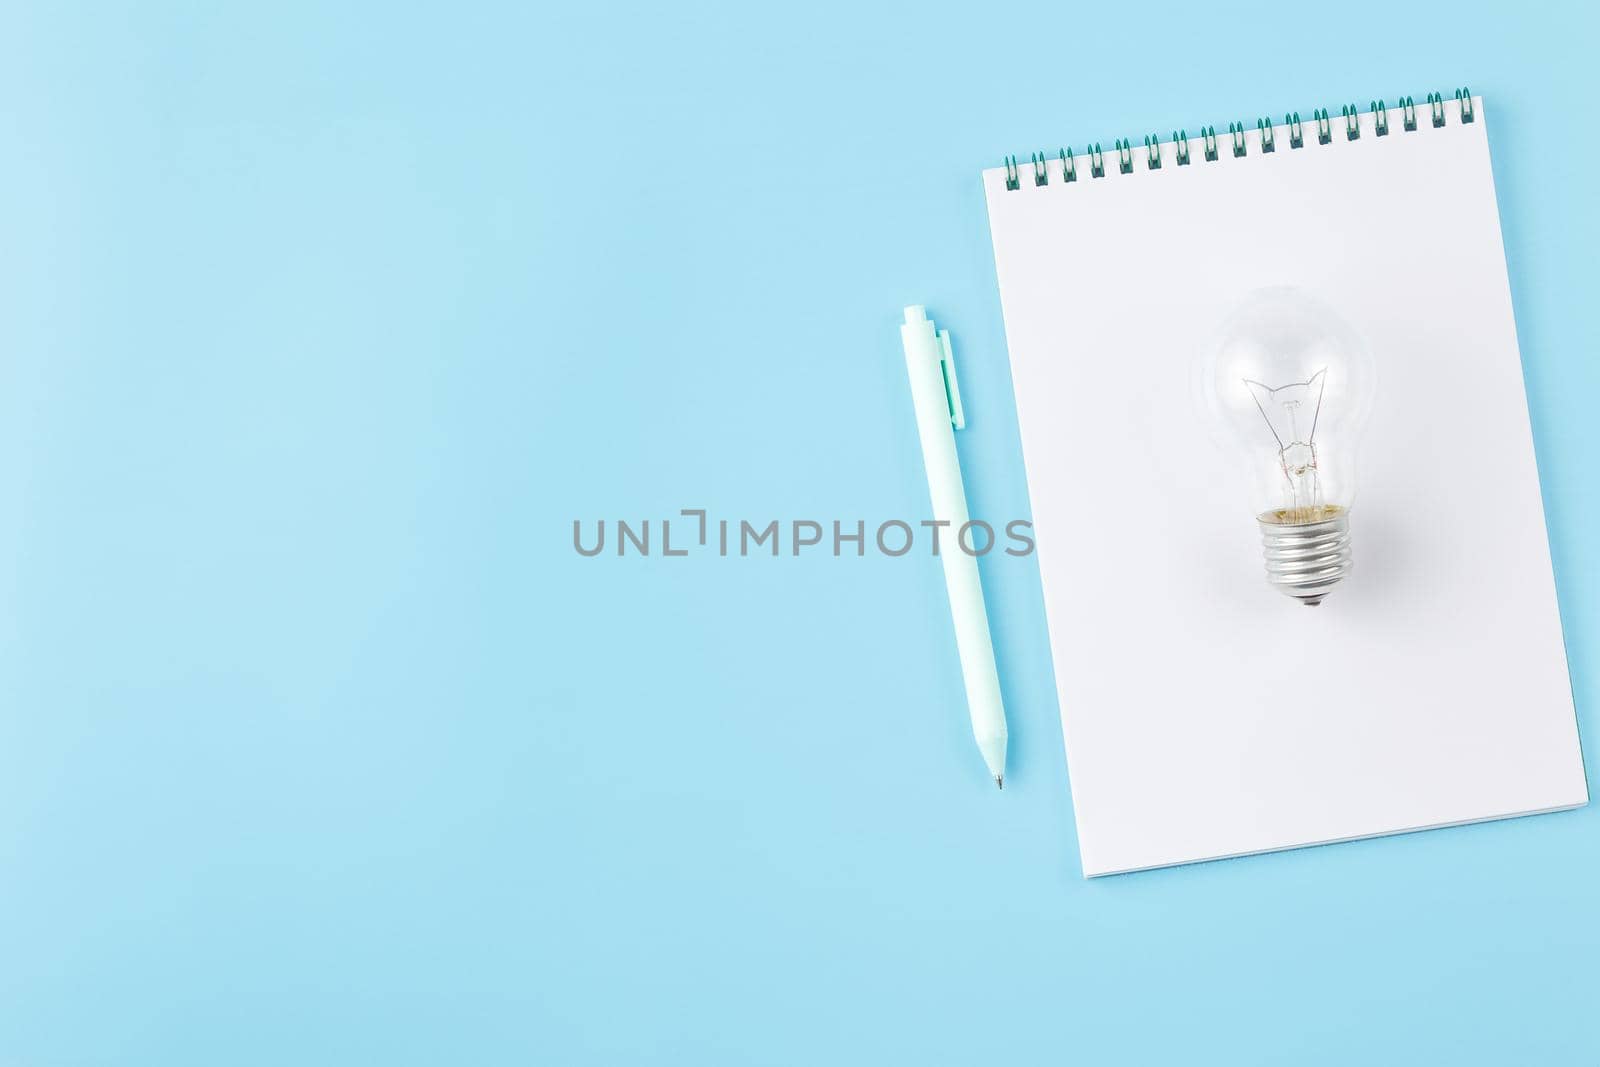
(1003, 88, 1476, 191)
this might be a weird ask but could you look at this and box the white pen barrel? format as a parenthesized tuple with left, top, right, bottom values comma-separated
(900, 309, 1008, 781)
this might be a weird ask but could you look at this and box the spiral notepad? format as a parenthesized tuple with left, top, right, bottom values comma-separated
(983, 91, 1587, 876)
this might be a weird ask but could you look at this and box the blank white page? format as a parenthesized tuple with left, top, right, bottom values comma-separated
(983, 98, 1586, 876)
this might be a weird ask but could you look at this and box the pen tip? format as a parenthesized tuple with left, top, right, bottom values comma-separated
(995, 775, 1004, 790)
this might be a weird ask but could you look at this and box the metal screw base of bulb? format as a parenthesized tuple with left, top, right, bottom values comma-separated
(1257, 510, 1352, 606)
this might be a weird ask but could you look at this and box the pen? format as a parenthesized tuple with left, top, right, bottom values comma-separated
(899, 306, 1009, 788)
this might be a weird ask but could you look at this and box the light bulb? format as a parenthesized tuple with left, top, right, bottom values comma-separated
(1198, 288, 1375, 605)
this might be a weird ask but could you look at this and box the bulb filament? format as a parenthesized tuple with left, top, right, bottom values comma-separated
(1244, 368, 1332, 524)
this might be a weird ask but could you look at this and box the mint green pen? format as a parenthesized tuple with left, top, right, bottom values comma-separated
(899, 306, 1008, 788)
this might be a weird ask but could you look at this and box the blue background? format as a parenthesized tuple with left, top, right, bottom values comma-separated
(2, 1, 1596, 1062)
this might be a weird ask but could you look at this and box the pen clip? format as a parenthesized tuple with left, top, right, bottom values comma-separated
(938, 330, 966, 430)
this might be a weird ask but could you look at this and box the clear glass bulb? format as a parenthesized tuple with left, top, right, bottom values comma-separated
(1198, 287, 1375, 604)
